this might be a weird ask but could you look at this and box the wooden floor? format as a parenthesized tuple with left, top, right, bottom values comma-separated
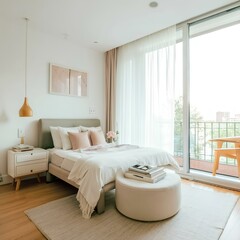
(0, 178, 239, 240)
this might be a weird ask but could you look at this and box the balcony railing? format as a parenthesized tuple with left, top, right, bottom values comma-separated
(174, 121, 240, 177)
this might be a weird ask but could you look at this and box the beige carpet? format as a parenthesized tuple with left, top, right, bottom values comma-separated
(25, 183, 238, 240)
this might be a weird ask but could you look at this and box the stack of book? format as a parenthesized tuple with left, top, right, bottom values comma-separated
(124, 164, 166, 183)
(12, 144, 34, 152)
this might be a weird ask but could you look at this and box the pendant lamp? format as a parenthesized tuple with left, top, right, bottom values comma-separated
(19, 18, 33, 117)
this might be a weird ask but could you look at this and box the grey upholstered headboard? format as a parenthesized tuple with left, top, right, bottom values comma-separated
(38, 118, 101, 149)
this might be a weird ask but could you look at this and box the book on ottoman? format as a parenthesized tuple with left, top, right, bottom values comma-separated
(125, 165, 166, 183)
(129, 164, 164, 176)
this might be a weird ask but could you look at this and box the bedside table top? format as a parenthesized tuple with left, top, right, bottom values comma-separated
(10, 147, 47, 153)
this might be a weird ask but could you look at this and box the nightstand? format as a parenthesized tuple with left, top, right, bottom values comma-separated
(8, 148, 49, 190)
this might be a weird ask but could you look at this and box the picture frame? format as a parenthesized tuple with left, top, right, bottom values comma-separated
(49, 64, 88, 97)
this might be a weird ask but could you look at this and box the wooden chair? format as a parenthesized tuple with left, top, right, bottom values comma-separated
(213, 148, 240, 177)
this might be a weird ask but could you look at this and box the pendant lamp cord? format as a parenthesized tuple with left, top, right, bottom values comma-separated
(24, 17, 29, 98)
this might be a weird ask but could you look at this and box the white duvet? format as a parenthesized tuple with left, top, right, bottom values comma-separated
(57, 144, 179, 219)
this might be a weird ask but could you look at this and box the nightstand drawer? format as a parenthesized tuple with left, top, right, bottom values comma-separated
(8, 148, 49, 190)
(16, 151, 47, 163)
(16, 162, 48, 176)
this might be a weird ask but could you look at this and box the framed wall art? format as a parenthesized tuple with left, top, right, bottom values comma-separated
(49, 64, 88, 97)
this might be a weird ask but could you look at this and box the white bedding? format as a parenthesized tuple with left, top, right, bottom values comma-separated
(49, 148, 79, 172)
(51, 152, 64, 167)
(52, 144, 180, 219)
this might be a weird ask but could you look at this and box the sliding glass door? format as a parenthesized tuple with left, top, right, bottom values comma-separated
(188, 8, 240, 177)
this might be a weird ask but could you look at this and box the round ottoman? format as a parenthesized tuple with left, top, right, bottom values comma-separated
(115, 172, 181, 221)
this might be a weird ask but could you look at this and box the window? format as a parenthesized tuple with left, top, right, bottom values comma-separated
(187, 6, 240, 177)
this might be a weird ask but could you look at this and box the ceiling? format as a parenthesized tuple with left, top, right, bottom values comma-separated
(1, 0, 238, 52)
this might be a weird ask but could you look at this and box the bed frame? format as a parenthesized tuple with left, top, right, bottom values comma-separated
(38, 118, 115, 214)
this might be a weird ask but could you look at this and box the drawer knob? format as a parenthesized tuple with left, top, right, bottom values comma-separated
(30, 170, 33, 172)
(31, 153, 33, 155)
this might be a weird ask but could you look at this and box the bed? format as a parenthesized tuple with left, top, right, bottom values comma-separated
(38, 118, 180, 219)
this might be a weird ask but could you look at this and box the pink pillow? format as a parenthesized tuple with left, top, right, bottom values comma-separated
(68, 131, 91, 150)
(90, 130, 106, 145)
(80, 126, 102, 144)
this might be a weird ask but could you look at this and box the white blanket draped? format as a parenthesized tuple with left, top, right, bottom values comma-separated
(65, 144, 179, 218)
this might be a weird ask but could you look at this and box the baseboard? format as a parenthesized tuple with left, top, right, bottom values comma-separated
(0, 174, 12, 185)
(179, 170, 240, 191)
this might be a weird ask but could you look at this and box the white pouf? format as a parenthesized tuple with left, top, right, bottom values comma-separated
(115, 172, 181, 221)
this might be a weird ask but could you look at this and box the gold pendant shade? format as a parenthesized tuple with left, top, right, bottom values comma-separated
(19, 18, 33, 117)
(19, 97, 33, 117)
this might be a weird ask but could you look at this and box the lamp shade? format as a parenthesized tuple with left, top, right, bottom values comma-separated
(19, 18, 33, 117)
(19, 97, 33, 117)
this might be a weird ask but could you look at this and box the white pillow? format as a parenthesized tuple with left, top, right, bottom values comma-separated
(80, 126, 102, 132)
(58, 126, 81, 150)
(50, 126, 62, 149)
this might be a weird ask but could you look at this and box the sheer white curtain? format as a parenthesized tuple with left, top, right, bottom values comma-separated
(116, 26, 176, 153)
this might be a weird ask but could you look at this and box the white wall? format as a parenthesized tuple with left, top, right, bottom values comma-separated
(0, 18, 105, 183)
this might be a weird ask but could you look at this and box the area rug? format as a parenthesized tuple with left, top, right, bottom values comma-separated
(25, 184, 238, 240)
